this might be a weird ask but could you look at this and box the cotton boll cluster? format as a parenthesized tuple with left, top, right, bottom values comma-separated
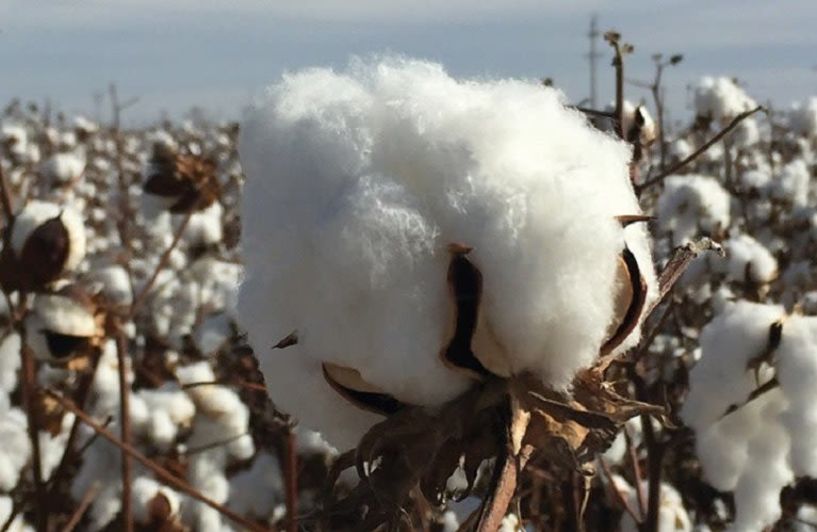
(239, 57, 656, 448)
(693, 76, 757, 123)
(680, 302, 817, 530)
(613, 476, 691, 532)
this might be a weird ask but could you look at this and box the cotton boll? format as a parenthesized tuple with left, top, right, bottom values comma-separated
(239, 57, 654, 447)
(40, 152, 85, 187)
(88, 264, 133, 306)
(731, 117, 759, 148)
(39, 412, 74, 480)
(693, 77, 757, 123)
(184, 201, 224, 247)
(682, 301, 784, 431)
(0, 495, 30, 532)
(657, 175, 730, 245)
(771, 159, 810, 208)
(0, 333, 21, 393)
(721, 234, 777, 284)
(132, 476, 182, 526)
(10, 200, 87, 285)
(0, 405, 31, 491)
(228, 452, 284, 519)
(775, 315, 817, 477)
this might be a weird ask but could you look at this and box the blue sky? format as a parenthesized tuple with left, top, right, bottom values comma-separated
(1, 0, 815, 124)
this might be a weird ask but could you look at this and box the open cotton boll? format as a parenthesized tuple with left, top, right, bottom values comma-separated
(40, 152, 85, 186)
(228, 452, 284, 519)
(0, 405, 31, 491)
(721, 234, 777, 284)
(183, 201, 224, 247)
(682, 301, 795, 531)
(239, 57, 654, 447)
(88, 264, 133, 306)
(789, 97, 817, 138)
(693, 77, 757, 123)
(657, 175, 730, 246)
(132, 476, 182, 526)
(775, 315, 817, 477)
(771, 158, 810, 208)
(10, 200, 87, 278)
(135, 385, 196, 450)
(682, 301, 784, 432)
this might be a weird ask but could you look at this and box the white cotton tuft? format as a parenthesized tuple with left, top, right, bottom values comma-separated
(184, 202, 224, 246)
(0, 333, 21, 393)
(618, 479, 691, 532)
(721, 234, 777, 284)
(693, 76, 757, 123)
(238, 57, 654, 448)
(41, 152, 85, 186)
(657, 175, 730, 245)
(771, 159, 810, 208)
(228, 452, 284, 519)
(132, 476, 181, 525)
(0, 404, 31, 491)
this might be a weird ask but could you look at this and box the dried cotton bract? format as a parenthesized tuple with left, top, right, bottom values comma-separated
(239, 57, 655, 448)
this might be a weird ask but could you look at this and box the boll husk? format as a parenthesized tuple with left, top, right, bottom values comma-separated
(142, 142, 220, 213)
(3, 200, 86, 289)
(239, 57, 656, 448)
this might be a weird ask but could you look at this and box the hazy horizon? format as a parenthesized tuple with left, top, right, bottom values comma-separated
(2, 0, 815, 125)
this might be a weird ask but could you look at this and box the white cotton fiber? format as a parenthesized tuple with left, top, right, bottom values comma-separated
(238, 57, 654, 448)
(721, 234, 777, 284)
(657, 175, 731, 246)
(693, 77, 757, 123)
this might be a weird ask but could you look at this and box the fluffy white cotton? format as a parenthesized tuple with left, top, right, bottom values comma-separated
(682, 301, 783, 432)
(132, 476, 181, 525)
(657, 175, 731, 245)
(694, 77, 757, 123)
(228, 452, 283, 519)
(788, 97, 817, 138)
(721, 234, 777, 284)
(88, 265, 133, 306)
(239, 57, 654, 448)
(0, 333, 21, 393)
(0, 403, 31, 491)
(771, 159, 810, 208)
(618, 479, 691, 532)
(10, 200, 86, 273)
(41, 152, 85, 185)
(184, 202, 224, 246)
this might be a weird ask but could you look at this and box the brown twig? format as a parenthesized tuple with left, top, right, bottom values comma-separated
(45, 389, 269, 532)
(284, 428, 298, 532)
(18, 335, 47, 532)
(640, 411, 664, 532)
(476, 444, 534, 531)
(721, 376, 780, 419)
(599, 457, 641, 523)
(129, 208, 193, 318)
(62, 484, 100, 532)
(0, 162, 14, 222)
(636, 106, 764, 193)
(114, 324, 134, 532)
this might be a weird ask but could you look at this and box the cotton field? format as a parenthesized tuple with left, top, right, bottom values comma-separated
(1, 48, 817, 532)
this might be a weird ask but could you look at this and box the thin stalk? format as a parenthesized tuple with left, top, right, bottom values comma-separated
(114, 325, 133, 532)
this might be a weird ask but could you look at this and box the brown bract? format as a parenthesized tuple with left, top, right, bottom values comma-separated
(317, 216, 662, 531)
(0, 214, 71, 291)
(143, 143, 220, 213)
